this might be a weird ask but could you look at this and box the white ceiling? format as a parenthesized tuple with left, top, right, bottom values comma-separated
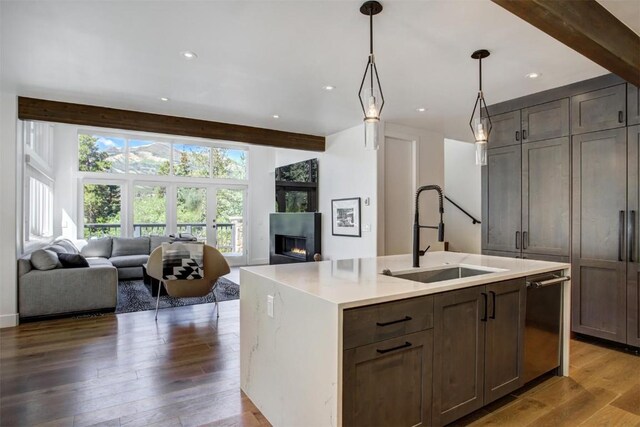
(1, 0, 636, 142)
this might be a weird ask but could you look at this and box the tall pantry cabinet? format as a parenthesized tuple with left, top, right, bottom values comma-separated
(482, 75, 640, 346)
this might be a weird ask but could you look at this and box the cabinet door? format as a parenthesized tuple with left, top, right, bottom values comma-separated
(628, 125, 640, 347)
(571, 84, 626, 134)
(487, 110, 521, 149)
(482, 145, 522, 253)
(432, 287, 486, 426)
(572, 128, 627, 343)
(629, 84, 640, 126)
(522, 137, 570, 257)
(521, 99, 569, 142)
(484, 279, 526, 404)
(343, 330, 433, 427)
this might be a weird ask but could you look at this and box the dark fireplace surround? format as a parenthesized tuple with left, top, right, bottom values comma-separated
(270, 213, 321, 264)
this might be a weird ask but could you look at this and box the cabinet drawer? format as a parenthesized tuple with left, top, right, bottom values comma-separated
(343, 295, 433, 350)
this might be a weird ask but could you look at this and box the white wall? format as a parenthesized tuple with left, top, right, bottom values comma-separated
(0, 92, 19, 327)
(275, 124, 378, 260)
(444, 138, 481, 253)
(247, 145, 274, 265)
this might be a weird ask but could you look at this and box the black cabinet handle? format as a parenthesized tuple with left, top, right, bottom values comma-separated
(619, 111, 624, 123)
(376, 316, 412, 327)
(630, 210, 636, 263)
(376, 341, 412, 354)
(489, 291, 496, 319)
(481, 292, 488, 322)
(619, 211, 625, 262)
(522, 129, 527, 140)
(515, 131, 520, 141)
(515, 231, 520, 249)
(523, 231, 529, 250)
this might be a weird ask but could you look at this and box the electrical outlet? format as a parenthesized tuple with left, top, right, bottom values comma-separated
(267, 295, 274, 318)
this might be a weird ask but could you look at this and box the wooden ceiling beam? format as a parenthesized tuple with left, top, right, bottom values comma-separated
(491, 0, 640, 87)
(18, 97, 325, 152)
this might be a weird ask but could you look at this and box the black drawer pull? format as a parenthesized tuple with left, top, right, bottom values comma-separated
(376, 341, 412, 354)
(515, 131, 520, 141)
(522, 129, 527, 140)
(619, 111, 624, 123)
(376, 316, 412, 327)
(489, 291, 496, 319)
(481, 292, 488, 322)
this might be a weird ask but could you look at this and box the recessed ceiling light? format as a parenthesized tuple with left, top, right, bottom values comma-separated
(160, 97, 170, 102)
(272, 114, 280, 119)
(323, 85, 335, 91)
(181, 51, 198, 60)
(416, 107, 426, 112)
(526, 72, 541, 79)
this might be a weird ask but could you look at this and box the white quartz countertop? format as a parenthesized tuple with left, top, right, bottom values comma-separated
(241, 252, 570, 309)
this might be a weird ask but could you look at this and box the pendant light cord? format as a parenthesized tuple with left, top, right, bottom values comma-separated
(369, 9, 374, 92)
(478, 57, 483, 94)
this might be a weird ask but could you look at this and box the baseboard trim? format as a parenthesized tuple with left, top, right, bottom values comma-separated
(248, 258, 269, 266)
(0, 313, 19, 328)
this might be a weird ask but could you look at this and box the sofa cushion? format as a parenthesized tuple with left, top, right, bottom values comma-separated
(31, 249, 61, 271)
(112, 237, 150, 257)
(81, 238, 113, 258)
(54, 238, 80, 254)
(109, 255, 149, 268)
(58, 253, 90, 269)
(150, 235, 173, 252)
(86, 257, 113, 268)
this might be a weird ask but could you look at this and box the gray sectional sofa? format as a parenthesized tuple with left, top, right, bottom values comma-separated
(18, 236, 173, 319)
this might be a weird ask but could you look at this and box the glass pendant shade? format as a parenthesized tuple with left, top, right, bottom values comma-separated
(358, 1, 384, 151)
(469, 49, 492, 166)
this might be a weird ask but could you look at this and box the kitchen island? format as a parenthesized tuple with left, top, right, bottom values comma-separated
(240, 252, 570, 427)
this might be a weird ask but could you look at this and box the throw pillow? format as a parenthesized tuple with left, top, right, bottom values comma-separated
(54, 238, 80, 254)
(58, 253, 90, 269)
(31, 249, 61, 270)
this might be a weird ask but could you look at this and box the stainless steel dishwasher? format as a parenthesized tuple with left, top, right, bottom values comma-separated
(523, 271, 569, 384)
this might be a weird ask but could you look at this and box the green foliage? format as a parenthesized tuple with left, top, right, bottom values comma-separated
(78, 134, 113, 172)
(134, 186, 166, 225)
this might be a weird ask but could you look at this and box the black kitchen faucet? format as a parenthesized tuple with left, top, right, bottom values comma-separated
(413, 185, 445, 268)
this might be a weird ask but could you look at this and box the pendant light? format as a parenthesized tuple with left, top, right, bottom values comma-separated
(358, 1, 384, 150)
(469, 49, 492, 166)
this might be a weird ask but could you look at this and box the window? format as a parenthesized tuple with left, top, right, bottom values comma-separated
(173, 144, 211, 177)
(27, 175, 53, 240)
(128, 139, 171, 175)
(78, 134, 125, 173)
(133, 185, 167, 236)
(176, 187, 207, 241)
(83, 183, 122, 238)
(212, 147, 247, 180)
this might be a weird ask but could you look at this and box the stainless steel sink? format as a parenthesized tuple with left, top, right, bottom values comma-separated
(390, 267, 492, 284)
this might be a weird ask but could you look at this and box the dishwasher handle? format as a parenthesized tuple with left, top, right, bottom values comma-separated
(526, 275, 570, 289)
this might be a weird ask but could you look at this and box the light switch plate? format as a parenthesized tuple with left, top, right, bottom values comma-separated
(267, 295, 274, 318)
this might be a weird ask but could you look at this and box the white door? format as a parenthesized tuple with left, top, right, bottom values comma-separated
(211, 186, 247, 266)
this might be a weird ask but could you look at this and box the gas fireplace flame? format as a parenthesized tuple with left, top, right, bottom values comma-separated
(290, 247, 306, 255)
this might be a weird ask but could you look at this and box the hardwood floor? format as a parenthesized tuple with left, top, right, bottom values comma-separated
(1, 300, 638, 426)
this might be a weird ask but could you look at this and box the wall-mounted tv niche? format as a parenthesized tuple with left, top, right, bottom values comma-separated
(275, 159, 318, 213)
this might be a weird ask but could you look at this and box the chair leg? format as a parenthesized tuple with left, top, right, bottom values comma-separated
(154, 281, 162, 321)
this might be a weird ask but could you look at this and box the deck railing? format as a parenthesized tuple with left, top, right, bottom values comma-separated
(83, 222, 241, 254)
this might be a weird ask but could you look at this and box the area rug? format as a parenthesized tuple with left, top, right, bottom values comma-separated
(116, 277, 239, 314)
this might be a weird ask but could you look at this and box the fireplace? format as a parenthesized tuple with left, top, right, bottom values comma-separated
(275, 235, 308, 261)
(270, 213, 321, 264)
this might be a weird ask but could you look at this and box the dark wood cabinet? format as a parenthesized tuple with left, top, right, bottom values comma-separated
(484, 280, 526, 404)
(432, 287, 485, 426)
(487, 110, 521, 149)
(522, 137, 570, 257)
(629, 85, 640, 126)
(482, 145, 522, 253)
(627, 125, 640, 347)
(343, 330, 433, 427)
(432, 279, 526, 425)
(571, 128, 628, 343)
(571, 84, 626, 134)
(521, 99, 569, 143)
(342, 297, 434, 426)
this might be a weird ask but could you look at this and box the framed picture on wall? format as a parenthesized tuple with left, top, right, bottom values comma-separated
(331, 197, 361, 237)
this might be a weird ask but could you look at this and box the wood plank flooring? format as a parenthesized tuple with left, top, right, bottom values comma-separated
(1, 300, 639, 426)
